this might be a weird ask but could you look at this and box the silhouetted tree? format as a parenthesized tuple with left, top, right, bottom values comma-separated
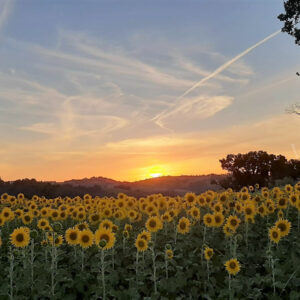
(219, 151, 299, 189)
(278, 0, 300, 45)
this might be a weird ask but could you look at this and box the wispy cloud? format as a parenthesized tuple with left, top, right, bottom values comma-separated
(153, 30, 281, 128)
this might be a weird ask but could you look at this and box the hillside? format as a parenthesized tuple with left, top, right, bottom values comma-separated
(62, 174, 226, 196)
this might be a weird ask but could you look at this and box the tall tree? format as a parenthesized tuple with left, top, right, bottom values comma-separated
(219, 151, 296, 189)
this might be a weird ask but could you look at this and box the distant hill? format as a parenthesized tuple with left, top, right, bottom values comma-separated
(62, 174, 226, 196)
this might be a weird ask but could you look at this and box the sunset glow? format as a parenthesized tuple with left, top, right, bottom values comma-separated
(0, 1, 300, 182)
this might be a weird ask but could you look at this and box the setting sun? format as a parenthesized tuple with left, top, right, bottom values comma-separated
(145, 165, 167, 179)
(149, 172, 163, 178)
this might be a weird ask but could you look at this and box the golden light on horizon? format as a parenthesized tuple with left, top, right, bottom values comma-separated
(149, 172, 163, 178)
(145, 165, 167, 179)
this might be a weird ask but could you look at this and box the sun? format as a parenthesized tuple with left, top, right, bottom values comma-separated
(146, 165, 166, 179)
(150, 172, 163, 178)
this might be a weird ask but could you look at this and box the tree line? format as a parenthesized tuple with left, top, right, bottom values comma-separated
(218, 150, 300, 190)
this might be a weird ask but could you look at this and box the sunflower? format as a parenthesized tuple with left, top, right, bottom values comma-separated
(22, 213, 33, 225)
(226, 215, 241, 231)
(95, 228, 115, 250)
(213, 213, 224, 227)
(284, 184, 293, 193)
(77, 211, 86, 222)
(124, 224, 133, 231)
(269, 226, 281, 243)
(76, 222, 89, 231)
(14, 209, 24, 218)
(289, 194, 298, 207)
(258, 204, 267, 217)
(277, 209, 284, 219)
(65, 227, 80, 245)
(138, 230, 151, 242)
(277, 197, 288, 209)
(275, 219, 291, 237)
(54, 235, 63, 247)
(145, 216, 163, 233)
(177, 217, 190, 234)
(78, 230, 94, 248)
(99, 219, 114, 231)
(123, 230, 129, 239)
(204, 247, 214, 260)
(224, 258, 241, 275)
(203, 214, 215, 227)
(165, 249, 173, 259)
(185, 192, 196, 206)
(2, 207, 14, 221)
(162, 212, 172, 223)
(197, 196, 206, 207)
(40, 207, 49, 218)
(37, 218, 49, 230)
(88, 213, 101, 225)
(189, 207, 201, 220)
(135, 237, 148, 252)
(10, 227, 30, 248)
(0, 216, 5, 227)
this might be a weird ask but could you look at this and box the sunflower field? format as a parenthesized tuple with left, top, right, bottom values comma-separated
(0, 183, 300, 299)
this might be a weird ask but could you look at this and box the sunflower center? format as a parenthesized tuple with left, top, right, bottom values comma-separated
(230, 219, 237, 226)
(16, 233, 24, 242)
(70, 232, 77, 240)
(82, 235, 90, 243)
(215, 216, 221, 223)
(138, 240, 145, 247)
(229, 262, 236, 269)
(149, 220, 156, 228)
(180, 222, 186, 229)
(278, 224, 286, 232)
(100, 234, 109, 242)
(272, 231, 278, 238)
(92, 215, 99, 221)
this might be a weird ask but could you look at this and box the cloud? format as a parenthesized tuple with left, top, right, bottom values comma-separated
(153, 30, 281, 128)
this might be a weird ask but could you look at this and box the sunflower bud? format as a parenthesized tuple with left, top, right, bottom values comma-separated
(165, 243, 172, 250)
(99, 239, 107, 248)
(53, 222, 62, 232)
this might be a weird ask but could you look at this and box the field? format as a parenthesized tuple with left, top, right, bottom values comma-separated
(0, 184, 300, 299)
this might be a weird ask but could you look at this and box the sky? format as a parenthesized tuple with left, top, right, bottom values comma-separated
(0, 0, 300, 182)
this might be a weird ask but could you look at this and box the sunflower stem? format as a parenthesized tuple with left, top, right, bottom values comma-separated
(81, 249, 85, 271)
(30, 239, 35, 290)
(233, 236, 237, 258)
(8, 247, 14, 300)
(228, 274, 233, 300)
(206, 260, 210, 285)
(165, 256, 168, 279)
(112, 247, 115, 269)
(50, 240, 57, 297)
(135, 251, 139, 279)
(101, 249, 106, 300)
(151, 246, 157, 294)
(245, 222, 249, 250)
(271, 256, 276, 295)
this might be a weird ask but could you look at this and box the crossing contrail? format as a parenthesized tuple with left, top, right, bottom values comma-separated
(0, 0, 13, 32)
(153, 30, 281, 127)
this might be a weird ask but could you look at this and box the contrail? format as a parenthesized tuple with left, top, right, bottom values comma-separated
(153, 30, 281, 126)
(0, 0, 13, 32)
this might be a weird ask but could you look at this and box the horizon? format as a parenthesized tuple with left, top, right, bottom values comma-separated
(1, 0, 300, 182)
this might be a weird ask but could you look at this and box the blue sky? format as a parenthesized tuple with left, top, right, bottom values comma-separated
(0, 0, 300, 181)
